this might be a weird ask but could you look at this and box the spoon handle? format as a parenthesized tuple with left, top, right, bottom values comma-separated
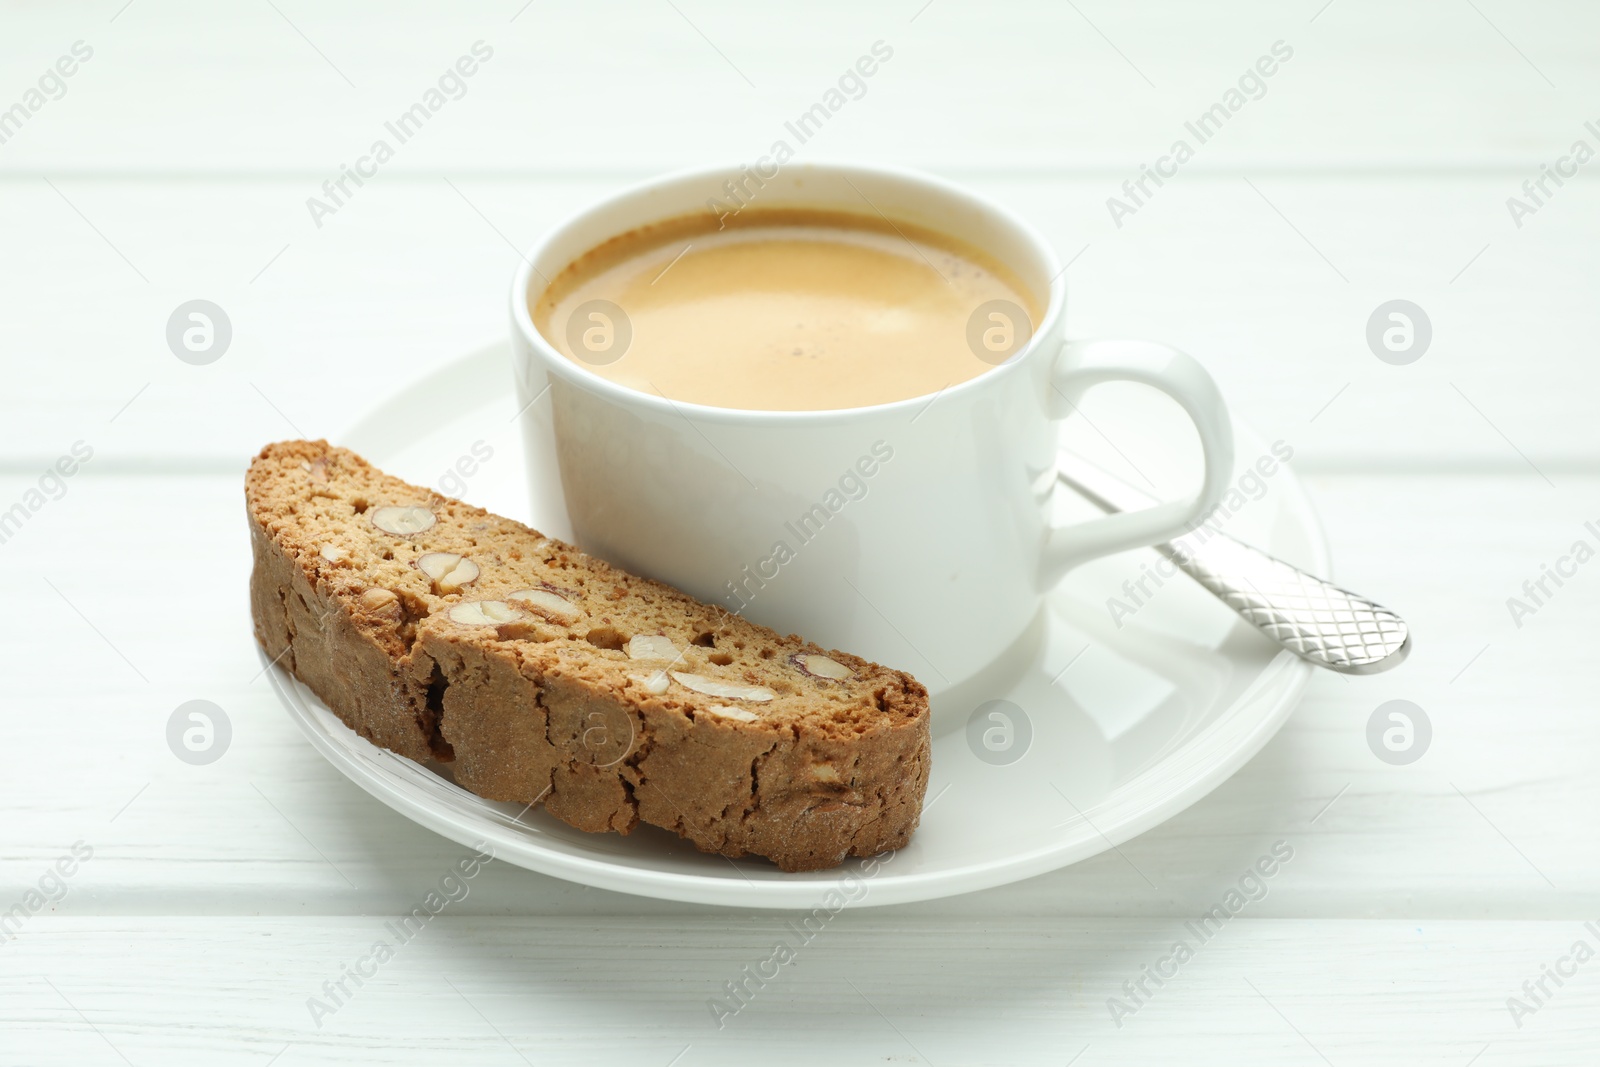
(1057, 453, 1411, 674)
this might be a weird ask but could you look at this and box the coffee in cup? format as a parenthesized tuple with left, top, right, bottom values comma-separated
(531, 208, 1041, 411)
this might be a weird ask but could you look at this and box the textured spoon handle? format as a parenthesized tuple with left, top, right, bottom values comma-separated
(1056, 454, 1410, 674)
(1155, 526, 1410, 674)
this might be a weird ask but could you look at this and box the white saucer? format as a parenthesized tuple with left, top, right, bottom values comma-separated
(266, 342, 1322, 908)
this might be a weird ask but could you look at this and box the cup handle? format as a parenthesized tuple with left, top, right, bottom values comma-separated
(1039, 338, 1235, 588)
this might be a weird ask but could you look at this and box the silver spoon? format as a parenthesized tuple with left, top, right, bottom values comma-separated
(1057, 452, 1411, 674)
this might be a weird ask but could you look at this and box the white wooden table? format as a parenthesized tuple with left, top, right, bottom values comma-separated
(4, 2, 1597, 1062)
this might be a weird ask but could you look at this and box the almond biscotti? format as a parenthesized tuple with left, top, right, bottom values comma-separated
(245, 440, 930, 871)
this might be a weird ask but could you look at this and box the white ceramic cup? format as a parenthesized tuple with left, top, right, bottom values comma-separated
(510, 162, 1234, 697)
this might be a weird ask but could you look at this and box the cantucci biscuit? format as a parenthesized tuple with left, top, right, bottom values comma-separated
(246, 440, 930, 871)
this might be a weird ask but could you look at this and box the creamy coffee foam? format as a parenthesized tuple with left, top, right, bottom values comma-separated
(532, 208, 1041, 411)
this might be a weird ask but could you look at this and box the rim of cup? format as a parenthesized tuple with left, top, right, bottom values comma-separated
(508, 159, 1069, 425)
